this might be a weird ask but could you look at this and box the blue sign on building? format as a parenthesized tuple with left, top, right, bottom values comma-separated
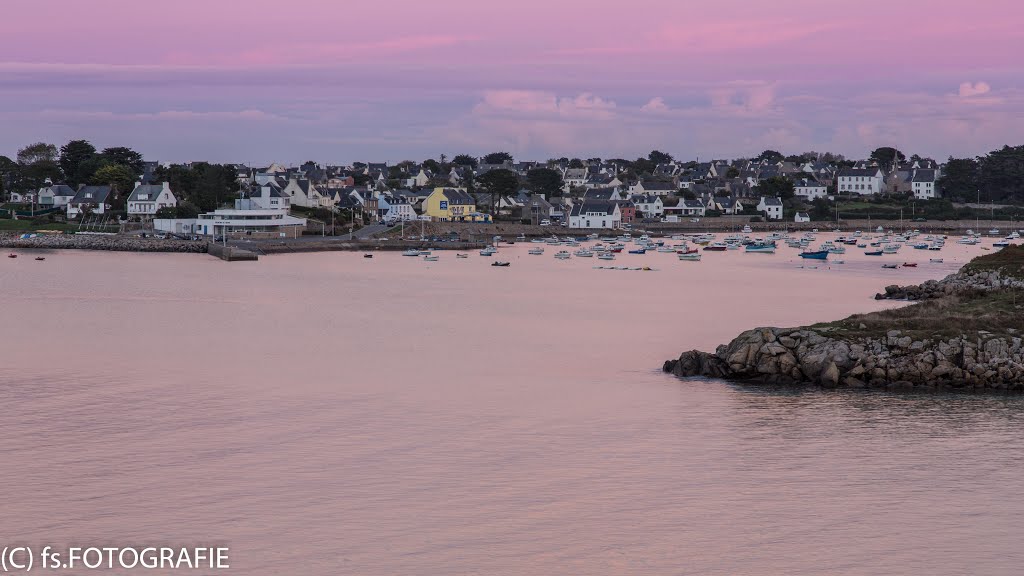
(439, 201, 448, 210)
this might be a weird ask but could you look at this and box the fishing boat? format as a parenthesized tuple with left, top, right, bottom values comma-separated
(7, 253, 17, 259)
(864, 250, 883, 256)
(597, 253, 616, 261)
(742, 225, 753, 233)
(479, 247, 497, 256)
(703, 243, 728, 251)
(363, 254, 373, 259)
(492, 261, 510, 267)
(402, 249, 420, 257)
(627, 248, 647, 254)
(882, 263, 899, 269)
(903, 262, 918, 267)
(678, 253, 701, 261)
(994, 241, 1011, 248)
(456, 253, 469, 258)
(528, 247, 545, 255)
(423, 255, 439, 262)
(554, 250, 571, 260)
(798, 250, 829, 260)
(930, 258, 944, 263)
(574, 249, 593, 257)
(419, 250, 432, 256)
(745, 243, 776, 254)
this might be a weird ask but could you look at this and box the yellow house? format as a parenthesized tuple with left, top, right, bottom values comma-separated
(422, 188, 490, 222)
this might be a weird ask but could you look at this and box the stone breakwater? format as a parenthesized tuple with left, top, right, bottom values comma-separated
(664, 268, 1024, 391)
(0, 233, 207, 253)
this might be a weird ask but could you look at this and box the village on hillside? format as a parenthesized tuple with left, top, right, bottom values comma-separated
(2, 143, 1022, 239)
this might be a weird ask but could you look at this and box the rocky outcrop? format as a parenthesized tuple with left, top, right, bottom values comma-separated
(0, 233, 207, 253)
(875, 269, 1024, 300)
(665, 264, 1024, 391)
(663, 327, 1024, 391)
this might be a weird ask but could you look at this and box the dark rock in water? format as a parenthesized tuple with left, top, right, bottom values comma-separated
(664, 268, 1024, 392)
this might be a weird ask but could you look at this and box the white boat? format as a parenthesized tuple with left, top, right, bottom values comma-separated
(598, 253, 615, 261)
(678, 253, 701, 261)
(423, 255, 439, 262)
(528, 247, 545, 255)
(930, 258, 944, 263)
(574, 249, 594, 257)
(456, 253, 469, 259)
(742, 225, 752, 233)
(479, 247, 497, 256)
(554, 250, 571, 260)
(402, 249, 420, 257)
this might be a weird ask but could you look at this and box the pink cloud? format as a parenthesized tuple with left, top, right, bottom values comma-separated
(959, 82, 991, 98)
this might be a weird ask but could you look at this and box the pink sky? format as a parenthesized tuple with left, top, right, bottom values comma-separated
(2, 0, 1022, 163)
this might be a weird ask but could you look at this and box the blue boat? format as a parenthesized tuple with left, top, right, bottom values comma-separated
(628, 248, 647, 254)
(798, 250, 829, 260)
(745, 244, 776, 254)
(864, 250, 883, 256)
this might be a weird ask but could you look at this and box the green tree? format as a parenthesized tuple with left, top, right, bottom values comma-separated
(476, 168, 519, 216)
(726, 167, 740, 178)
(0, 155, 18, 201)
(568, 158, 584, 168)
(92, 163, 136, 208)
(422, 159, 440, 173)
(632, 157, 656, 175)
(869, 147, 905, 171)
(754, 149, 784, 163)
(483, 152, 513, 165)
(648, 150, 673, 164)
(526, 168, 564, 197)
(59, 140, 98, 186)
(17, 142, 62, 188)
(978, 145, 1024, 202)
(755, 176, 796, 200)
(100, 146, 145, 176)
(936, 157, 980, 200)
(452, 154, 478, 168)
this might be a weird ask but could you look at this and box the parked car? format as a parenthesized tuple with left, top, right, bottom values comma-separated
(540, 219, 551, 226)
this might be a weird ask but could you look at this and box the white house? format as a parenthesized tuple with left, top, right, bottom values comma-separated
(36, 184, 77, 208)
(248, 183, 291, 210)
(837, 168, 884, 195)
(794, 178, 828, 201)
(283, 178, 328, 208)
(630, 180, 676, 197)
(794, 212, 811, 223)
(911, 169, 939, 200)
(379, 195, 417, 222)
(568, 199, 621, 229)
(66, 185, 112, 218)
(757, 196, 783, 220)
(127, 182, 177, 218)
(562, 167, 589, 192)
(632, 194, 664, 217)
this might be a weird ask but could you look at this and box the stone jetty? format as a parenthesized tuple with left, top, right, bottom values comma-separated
(0, 232, 207, 253)
(664, 248, 1024, 391)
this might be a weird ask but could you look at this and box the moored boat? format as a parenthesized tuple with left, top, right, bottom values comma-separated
(864, 250, 883, 256)
(678, 253, 701, 261)
(798, 250, 829, 260)
(492, 261, 510, 267)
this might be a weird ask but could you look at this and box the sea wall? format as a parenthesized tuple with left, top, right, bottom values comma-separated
(0, 233, 207, 253)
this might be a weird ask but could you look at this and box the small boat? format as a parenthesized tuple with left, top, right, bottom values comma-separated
(363, 254, 373, 259)
(554, 250, 571, 260)
(7, 253, 17, 259)
(994, 241, 1011, 248)
(882, 263, 899, 269)
(798, 250, 829, 260)
(402, 249, 420, 257)
(456, 253, 469, 259)
(598, 253, 616, 261)
(745, 244, 776, 254)
(528, 247, 545, 255)
(479, 247, 497, 256)
(574, 249, 594, 257)
(419, 250, 432, 256)
(703, 243, 728, 252)
(627, 248, 647, 254)
(903, 262, 918, 267)
(423, 255, 439, 262)
(678, 253, 701, 261)
(930, 258, 944, 263)
(492, 261, 510, 267)
(864, 250, 883, 256)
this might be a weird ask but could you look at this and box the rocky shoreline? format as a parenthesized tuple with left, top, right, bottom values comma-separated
(664, 251, 1024, 392)
(0, 232, 208, 253)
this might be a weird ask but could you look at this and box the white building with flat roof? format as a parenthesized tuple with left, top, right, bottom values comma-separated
(155, 202, 306, 238)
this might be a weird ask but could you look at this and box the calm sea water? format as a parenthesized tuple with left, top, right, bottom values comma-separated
(2, 235, 1022, 575)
